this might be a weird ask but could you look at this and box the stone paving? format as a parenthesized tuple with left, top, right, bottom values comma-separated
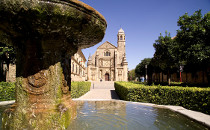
(78, 81, 120, 99)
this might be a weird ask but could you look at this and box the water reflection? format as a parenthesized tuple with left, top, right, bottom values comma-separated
(68, 101, 208, 130)
(69, 101, 127, 130)
(153, 107, 208, 130)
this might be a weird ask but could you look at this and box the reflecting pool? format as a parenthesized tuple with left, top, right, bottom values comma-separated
(1, 100, 209, 130)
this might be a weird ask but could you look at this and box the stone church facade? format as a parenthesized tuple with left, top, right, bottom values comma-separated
(87, 28, 128, 81)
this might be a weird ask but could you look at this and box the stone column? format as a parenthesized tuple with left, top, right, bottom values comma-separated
(123, 63, 128, 81)
(95, 52, 99, 81)
(3, 38, 78, 130)
(114, 50, 118, 81)
(122, 55, 128, 81)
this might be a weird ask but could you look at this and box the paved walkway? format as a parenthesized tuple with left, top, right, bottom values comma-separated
(78, 81, 120, 100)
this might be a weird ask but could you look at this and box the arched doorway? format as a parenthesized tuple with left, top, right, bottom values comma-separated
(105, 73, 109, 81)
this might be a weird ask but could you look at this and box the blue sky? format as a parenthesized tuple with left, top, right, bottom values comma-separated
(80, 0, 210, 70)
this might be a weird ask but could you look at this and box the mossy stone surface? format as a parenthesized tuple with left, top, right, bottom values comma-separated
(0, 0, 107, 49)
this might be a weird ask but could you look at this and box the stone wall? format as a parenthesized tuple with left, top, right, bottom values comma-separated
(71, 74, 86, 81)
(6, 64, 16, 82)
(150, 70, 209, 84)
(0, 63, 16, 82)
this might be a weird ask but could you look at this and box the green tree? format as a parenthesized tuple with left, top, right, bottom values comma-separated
(128, 69, 136, 81)
(176, 10, 210, 65)
(135, 58, 152, 80)
(176, 10, 210, 83)
(0, 42, 16, 63)
(153, 31, 178, 85)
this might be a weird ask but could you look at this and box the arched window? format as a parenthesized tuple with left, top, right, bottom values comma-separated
(120, 35, 123, 40)
(72, 63, 74, 72)
(79, 67, 81, 75)
(104, 51, 111, 56)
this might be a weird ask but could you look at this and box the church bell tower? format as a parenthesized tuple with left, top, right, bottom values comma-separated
(117, 28, 125, 54)
(117, 28, 126, 62)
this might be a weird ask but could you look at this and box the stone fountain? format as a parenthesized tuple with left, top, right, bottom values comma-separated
(0, 0, 106, 129)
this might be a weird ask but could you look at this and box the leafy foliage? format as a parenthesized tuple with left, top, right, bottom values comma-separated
(128, 69, 136, 81)
(176, 10, 210, 67)
(135, 10, 210, 85)
(153, 31, 178, 71)
(115, 82, 210, 114)
(152, 32, 179, 85)
(0, 42, 16, 64)
(71, 81, 91, 98)
(135, 58, 152, 77)
(0, 82, 15, 101)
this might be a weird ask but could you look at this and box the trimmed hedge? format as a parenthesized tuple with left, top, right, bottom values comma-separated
(0, 81, 91, 101)
(0, 82, 15, 101)
(71, 81, 91, 98)
(115, 82, 210, 114)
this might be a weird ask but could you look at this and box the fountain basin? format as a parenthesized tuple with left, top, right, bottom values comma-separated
(0, 0, 106, 49)
(1, 100, 209, 130)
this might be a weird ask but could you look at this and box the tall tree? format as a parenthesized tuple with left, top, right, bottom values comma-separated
(176, 10, 210, 65)
(176, 10, 210, 83)
(135, 58, 152, 80)
(153, 31, 178, 85)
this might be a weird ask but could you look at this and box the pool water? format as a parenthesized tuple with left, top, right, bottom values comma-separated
(0, 100, 209, 130)
(68, 100, 208, 130)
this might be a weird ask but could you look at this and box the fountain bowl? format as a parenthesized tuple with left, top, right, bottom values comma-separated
(0, 0, 107, 49)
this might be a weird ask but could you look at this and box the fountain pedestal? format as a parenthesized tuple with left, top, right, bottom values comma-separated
(0, 0, 106, 129)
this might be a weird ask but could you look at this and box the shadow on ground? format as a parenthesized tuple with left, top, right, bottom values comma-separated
(110, 90, 119, 99)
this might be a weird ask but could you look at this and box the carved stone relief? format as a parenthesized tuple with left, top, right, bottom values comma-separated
(103, 60, 110, 67)
(24, 70, 49, 95)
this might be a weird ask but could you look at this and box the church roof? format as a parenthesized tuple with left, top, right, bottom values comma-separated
(97, 41, 117, 49)
(72, 49, 86, 62)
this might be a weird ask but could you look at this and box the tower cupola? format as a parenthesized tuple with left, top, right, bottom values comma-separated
(117, 28, 125, 42)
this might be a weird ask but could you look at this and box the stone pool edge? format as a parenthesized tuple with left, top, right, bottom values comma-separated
(0, 100, 15, 106)
(1, 99, 210, 128)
